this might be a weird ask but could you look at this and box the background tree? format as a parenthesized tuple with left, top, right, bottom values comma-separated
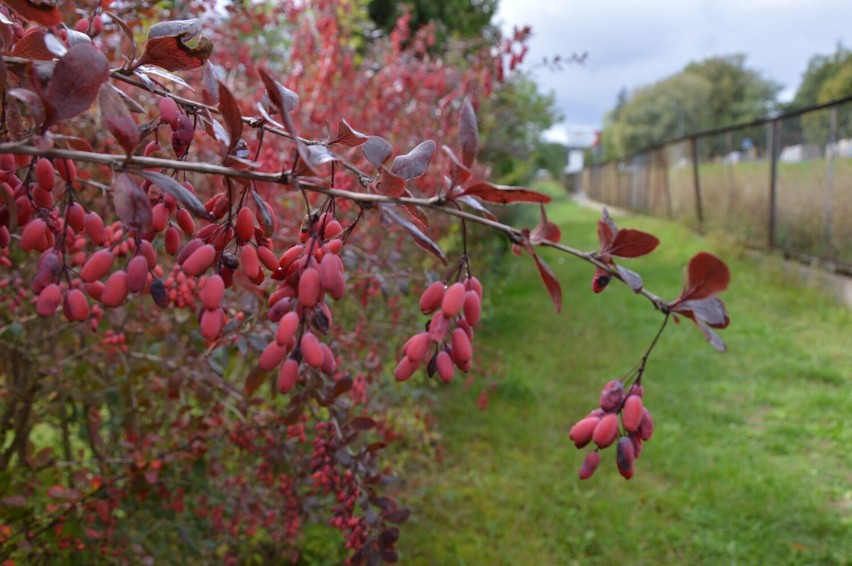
(367, 0, 499, 45)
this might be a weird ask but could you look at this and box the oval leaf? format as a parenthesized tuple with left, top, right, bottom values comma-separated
(609, 229, 659, 258)
(113, 173, 152, 234)
(363, 136, 393, 169)
(676, 252, 731, 302)
(217, 81, 243, 156)
(98, 84, 140, 156)
(383, 206, 446, 265)
(459, 98, 479, 167)
(2, 0, 62, 26)
(244, 364, 268, 396)
(331, 119, 368, 147)
(460, 181, 551, 204)
(138, 171, 214, 221)
(43, 43, 110, 130)
(391, 140, 435, 180)
(532, 252, 563, 314)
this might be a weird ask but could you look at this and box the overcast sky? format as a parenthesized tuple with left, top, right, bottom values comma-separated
(495, 0, 852, 144)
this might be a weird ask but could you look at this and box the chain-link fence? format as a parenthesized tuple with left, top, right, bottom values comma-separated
(580, 95, 852, 273)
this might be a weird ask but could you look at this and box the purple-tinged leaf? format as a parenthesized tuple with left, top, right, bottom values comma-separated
(459, 98, 479, 168)
(43, 44, 110, 130)
(331, 376, 353, 398)
(136, 19, 213, 72)
(616, 265, 644, 292)
(695, 317, 727, 352)
(8, 88, 44, 125)
(378, 167, 405, 197)
(330, 119, 368, 147)
(532, 252, 562, 313)
(383, 508, 411, 524)
(112, 173, 152, 234)
(244, 364, 268, 396)
(9, 27, 55, 60)
(391, 140, 436, 180)
(217, 81, 243, 156)
(383, 206, 447, 264)
(597, 207, 617, 249)
(135, 65, 196, 93)
(98, 84, 140, 156)
(202, 62, 225, 105)
(138, 171, 214, 221)
(401, 190, 429, 230)
(62, 28, 90, 49)
(673, 252, 731, 303)
(460, 181, 551, 204)
(675, 297, 729, 328)
(530, 204, 561, 244)
(2, 0, 62, 26)
(609, 229, 659, 258)
(350, 417, 376, 431)
(363, 136, 393, 169)
(441, 144, 472, 186)
(257, 67, 298, 113)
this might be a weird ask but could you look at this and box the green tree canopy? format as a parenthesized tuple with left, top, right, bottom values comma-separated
(367, 0, 498, 43)
(790, 43, 852, 109)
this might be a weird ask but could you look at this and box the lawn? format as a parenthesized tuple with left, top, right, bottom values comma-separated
(394, 184, 852, 565)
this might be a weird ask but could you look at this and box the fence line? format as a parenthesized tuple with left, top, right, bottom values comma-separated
(580, 96, 852, 275)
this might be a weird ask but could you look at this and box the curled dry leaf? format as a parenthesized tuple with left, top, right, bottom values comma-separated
(668, 252, 731, 351)
(136, 19, 213, 72)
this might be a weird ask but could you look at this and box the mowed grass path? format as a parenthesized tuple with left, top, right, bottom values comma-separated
(395, 189, 852, 565)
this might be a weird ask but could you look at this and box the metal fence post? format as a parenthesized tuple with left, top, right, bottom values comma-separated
(768, 120, 779, 250)
(690, 136, 703, 231)
(824, 106, 837, 251)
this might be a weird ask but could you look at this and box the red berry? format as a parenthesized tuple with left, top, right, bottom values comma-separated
(236, 206, 254, 242)
(126, 255, 149, 293)
(35, 158, 55, 191)
(259, 341, 287, 371)
(151, 203, 169, 232)
(241, 245, 260, 278)
(394, 357, 418, 382)
(175, 208, 195, 235)
(67, 202, 85, 232)
(276, 311, 300, 346)
(592, 413, 619, 448)
(442, 282, 465, 317)
(435, 350, 454, 382)
(622, 395, 644, 432)
(278, 359, 299, 393)
(80, 249, 114, 282)
(256, 245, 278, 271)
(419, 281, 444, 314)
(182, 244, 216, 276)
(20, 218, 49, 251)
(450, 327, 472, 366)
(165, 226, 181, 255)
(463, 290, 481, 326)
(63, 289, 89, 322)
(569, 417, 600, 449)
(101, 270, 129, 307)
(298, 267, 321, 307)
(201, 274, 225, 309)
(599, 379, 624, 411)
(55, 158, 76, 184)
(200, 308, 224, 340)
(300, 332, 323, 368)
(84, 212, 107, 245)
(405, 332, 430, 364)
(638, 408, 654, 441)
(616, 436, 635, 479)
(36, 283, 62, 316)
(578, 451, 600, 480)
(159, 97, 180, 127)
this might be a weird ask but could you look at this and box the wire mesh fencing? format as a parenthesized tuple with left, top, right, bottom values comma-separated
(581, 95, 852, 273)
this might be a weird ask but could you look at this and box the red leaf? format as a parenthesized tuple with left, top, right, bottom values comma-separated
(383, 206, 447, 265)
(217, 81, 243, 156)
(459, 98, 479, 168)
(457, 195, 496, 220)
(112, 173, 151, 234)
(244, 364, 268, 396)
(136, 19, 213, 72)
(401, 190, 429, 230)
(43, 43, 110, 130)
(138, 171, 214, 221)
(2, 0, 62, 26)
(391, 140, 436, 180)
(383, 508, 411, 524)
(597, 207, 617, 249)
(673, 297, 729, 329)
(460, 181, 551, 204)
(530, 204, 561, 244)
(441, 144, 472, 186)
(98, 84, 140, 156)
(532, 252, 562, 313)
(675, 252, 731, 303)
(350, 417, 376, 431)
(250, 191, 275, 237)
(363, 136, 393, 169)
(378, 167, 405, 197)
(202, 62, 225, 105)
(9, 27, 55, 60)
(609, 229, 660, 258)
(330, 119, 368, 147)
(257, 67, 298, 114)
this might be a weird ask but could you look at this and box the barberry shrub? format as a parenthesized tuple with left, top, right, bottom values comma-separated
(0, 1, 730, 563)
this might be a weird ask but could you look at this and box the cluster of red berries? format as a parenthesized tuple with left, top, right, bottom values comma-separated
(258, 210, 346, 391)
(395, 274, 482, 383)
(569, 378, 655, 480)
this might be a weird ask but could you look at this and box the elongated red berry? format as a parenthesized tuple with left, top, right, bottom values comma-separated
(80, 249, 114, 282)
(320, 343, 336, 375)
(300, 332, 323, 368)
(442, 282, 465, 317)
(578, 451, 600, 480)
(278, 359, 299, 393)
(36, 283, 62, 316)
(127, 255, 149, 292)
(616, 436, 635, 479)
(259, 341, 287, 371)
(256, 246, 278, 271)
(622, 395, 644, 432)
(201, 274, 225, 310)
(464, 276, 483, 297)
(236, 206, 254, 242)
(55, 158, 76, 184)
(405, 332, 430, 364)
(63, 289, 89, 321)
(35, 158, 55, 191)
(241, 244, 260, 278)
(599, 379, 624, 411)
(20, 218, 49, 251)
(298, 267, 321, 307)
(200, 308, 224, 340)
(319, 253, 345, 300)
(569, 416, 600, 449)
(159, 97, 180, 126)
(101, 270, 129, 307)
(182, 244, 216, 276)
(450, 328, 472, 366)
(463, 290, 481, 326)
(67, 202, 85, 232)
(592, 413, 619, 448)
(394, 357, 418, 382)
(165, 226, 181, 255)
(638, 408, 654, 441)
(435, 350, 454, 382)
(84, 212, 107, 245)
(419, 281, 444, 315)
(176, 208, 195, 235)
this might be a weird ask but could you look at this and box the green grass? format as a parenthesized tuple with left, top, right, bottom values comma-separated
(395, 186, 852, 565)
